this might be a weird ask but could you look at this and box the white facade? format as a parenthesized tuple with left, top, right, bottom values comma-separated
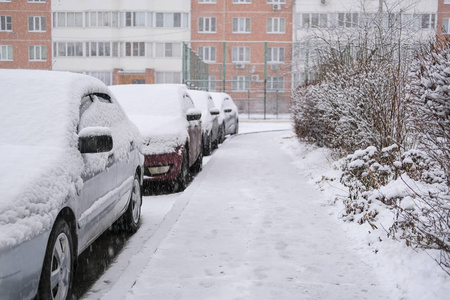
(51, 0, 191, 85)
(293, 0, 438, 86)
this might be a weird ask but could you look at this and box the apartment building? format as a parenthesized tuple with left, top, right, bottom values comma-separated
(51, 0, 190, 85)
(191, 0, 294, 116)
(438, 0, 450, 39)
(0, 0, 52, 70)
(293, 0, 438, 86)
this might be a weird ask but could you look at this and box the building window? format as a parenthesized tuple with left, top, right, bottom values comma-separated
(421, 14, 435, 29)
(233, 17, 251, 33)
(198, 46, 216, 62)
(53, 42, 83, 57)
(155, 43, 181, 58)
(155, 72, 181, 83)
(198, 17, 216, 33)
(233, 0, 251, 4)
(120, 12, 147, 27)
(0, 16, 12, 31)
(300, 13, 328, 28)
(267, 0, 285, 3)
(443, 18, 450, 34)
(0, 45, 13, 61)
(267, 18, 285, 33)
(445, 0, 450, 3)
(86, 42, 119, 57)
(28, 16, 46, 32)
(232, 76, 249, 91)
(28, 0, 46, 2)
(209, 76, 216, 91)
(29, 45, 47, 61)
(267, 76, 284, 91)
(86, 72, 113, 86)
(267, 47, 284, 63)
(0, 0, 12, 2)
(155, 13, 188, 28)
(125, 42, 145, 56)
(86, 12, 120, 27)
(338, 13, 359, 27)
(199, 0, 216, 3)
(53, 12, 83, 28)
(232, 47, 250, 62)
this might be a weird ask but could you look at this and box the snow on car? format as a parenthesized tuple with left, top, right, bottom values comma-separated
(108, 84, 203, 192)
(187, 89, 220, 156)
(0, 69, 144, 300)
(210, 92, 239, 143)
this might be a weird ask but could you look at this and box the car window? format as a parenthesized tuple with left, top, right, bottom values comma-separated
(79, 93, 125, 133)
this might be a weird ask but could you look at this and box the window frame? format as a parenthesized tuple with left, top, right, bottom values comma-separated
(232, 76, 249, 91)
(198, 17, 216, 33)
(28, 16, 47, 32)
(232, 46, 251, 63)
(198, 46, 216, 62)
(0, 15, 12, 31)
(267, 47, 285, 63)
(232, 17, 251, 33)
(0, 45, 13, 61)
(267, 17, 285, 33)
(29, 45, 47, 61)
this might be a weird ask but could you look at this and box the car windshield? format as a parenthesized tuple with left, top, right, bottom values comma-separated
(110, 85, 182, 117)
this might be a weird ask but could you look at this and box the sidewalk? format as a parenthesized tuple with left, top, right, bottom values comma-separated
(101, 131, 392, 300)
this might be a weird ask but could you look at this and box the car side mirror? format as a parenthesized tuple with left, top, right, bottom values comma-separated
(187, 108, 202, 121)
(78, 127, 113, 154)
(210, 108, 220, 115)
(224, 108, 232, 113)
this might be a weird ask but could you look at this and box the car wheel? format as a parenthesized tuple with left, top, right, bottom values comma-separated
(174, 148, 189, 192)
(192, 142, 203, 174)
(38, 218, 74, 300)
(233, 119, 239, 135)
(121, 173, 142, 233)
(204, 134, 212, 156)
(219, 123, 226, 144)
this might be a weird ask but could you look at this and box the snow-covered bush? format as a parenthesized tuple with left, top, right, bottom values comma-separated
(341, 144, 450, 273)
(407, 41, 450, 186)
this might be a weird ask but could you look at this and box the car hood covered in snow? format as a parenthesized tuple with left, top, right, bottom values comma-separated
(0, 69, 139, 251)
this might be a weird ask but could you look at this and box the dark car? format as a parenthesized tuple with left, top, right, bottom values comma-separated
(109, 84, 203, 192)
(0, 70, 144, 300)
(210, 92, 239, 143)
(188, 89, 220, 156)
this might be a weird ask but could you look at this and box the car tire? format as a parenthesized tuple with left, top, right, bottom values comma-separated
(120, 173, 142, 233)
(203, 134, 212, 156)
(174, 148, 189, 192)
(233, 119, 239, 135)
(191, 140, 203, 174)
(38, 218, 74, 300)
(219, 123, 226, 144)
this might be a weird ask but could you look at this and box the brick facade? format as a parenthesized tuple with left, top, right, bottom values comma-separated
(0, 0, 52, 70)
(191, 0, 294, 116)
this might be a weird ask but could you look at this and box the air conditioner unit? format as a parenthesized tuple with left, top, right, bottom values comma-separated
(273, 4, 281, 11)
(235, 63, 245, 69)
(251, 75, 259, 81)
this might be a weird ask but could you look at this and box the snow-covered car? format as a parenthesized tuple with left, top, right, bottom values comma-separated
(210, 92, 239, 142)
(109, 84, 203, 191)
(187, 89, 220, 156)
(0, 70, 144, 300)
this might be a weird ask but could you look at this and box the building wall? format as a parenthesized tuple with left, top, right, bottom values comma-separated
(191, 0, 294, 115)
(0, 0, 52, 70)
(51, 0, 190, 85)
(293, 0, 438, 86)
(437, 0, 450, 39)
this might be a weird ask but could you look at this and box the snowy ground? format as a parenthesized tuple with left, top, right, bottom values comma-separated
(81, 120, 450, 300)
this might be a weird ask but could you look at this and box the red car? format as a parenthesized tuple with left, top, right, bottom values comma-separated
(110, 84, 203, 191)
